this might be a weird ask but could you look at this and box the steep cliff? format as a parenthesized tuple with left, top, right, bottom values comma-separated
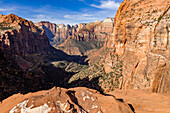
(69, 0, 170, 93)
(35, 21, 71, 46)
(109, 0, 170, 93)
(0, 14, 89, 101)
(0, 14, 50, 56)
(36, 18, 114, 56)
(57, 18, 114, 56)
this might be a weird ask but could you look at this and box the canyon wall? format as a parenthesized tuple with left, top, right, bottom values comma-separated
(70, 0, 170, 93)
(0, 14, 80, 101)
(104, 0, 170, 93)
(0, 14, 50, 56)
(36, 18, 114, 55)
(35, 21, 72, 46)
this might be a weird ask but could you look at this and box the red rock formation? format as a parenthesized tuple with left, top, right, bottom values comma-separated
(35, 22, 73, 46)
(0, 14, 50, 56)
(36, 18, 114, 56)
(57, 19, 114, 55)
(0, 87, 133, 113)
(101, 0, 170, 93)
(111, 89, 170, 113)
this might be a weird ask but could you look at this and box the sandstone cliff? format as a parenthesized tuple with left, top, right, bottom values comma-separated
(57, 18, 114, 56)
(0, 14, 89, 101)
(69, 0, 170, 93)
(0, 87, 133, 113)
(0, 14, 50, 56)
(35, 21, 71, 46)
(36, 18, 114, 56)
(108, 0, 170, 93)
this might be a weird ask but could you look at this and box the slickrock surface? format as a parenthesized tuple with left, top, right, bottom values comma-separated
(111, 89, 170, 113)
(0, 87, 133, 113)
(0, 14, 50, 56)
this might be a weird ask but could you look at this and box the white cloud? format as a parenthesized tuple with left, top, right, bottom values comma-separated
(27, 14, 78, 25)
(91, 0, 120, 10)
(64, 13, 97, 21)
(0, 1, 119, 25)
(0, 8, 9, 11)
(0, 7, 16, 12)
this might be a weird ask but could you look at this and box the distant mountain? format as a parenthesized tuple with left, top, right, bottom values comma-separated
(35, 21, 73, 46)
(36, 18, 114, 56)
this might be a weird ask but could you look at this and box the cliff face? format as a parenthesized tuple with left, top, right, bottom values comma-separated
(0, 14, 83, 101)
(0, 87, 133, 113)
(57, 18, 114, 55)
(36, 18, 114, 56)
(68, 0, 170, 93)
(0, 14, 50, 56)
(35, 22, 71, 46)
(104, 0, 170, 93)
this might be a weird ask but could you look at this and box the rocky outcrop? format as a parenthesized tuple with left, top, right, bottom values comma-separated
(57, 18, 114, 55)
(111, 89, 170, 113)
(0, 14, 50, 56)
(35, 22, 72, 46)
(36, 18, 114, 56)
(102, 0, 170, 93)
(0, 87, 133, 113)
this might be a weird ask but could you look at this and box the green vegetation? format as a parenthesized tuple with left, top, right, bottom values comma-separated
(0, 22, 13, 30)
(152, 10, 157, 13)
(158, 15, 163, 22)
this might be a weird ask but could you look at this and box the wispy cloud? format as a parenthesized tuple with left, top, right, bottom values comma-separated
(0, 7, 15, 12)
(0, 0, 122, 25)
(64, 13, 97, 21)
(0, 8, 8, 11)
(91, 0, 120, 10)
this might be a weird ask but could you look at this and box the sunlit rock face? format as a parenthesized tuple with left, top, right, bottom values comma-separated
(35, 21, 74, 46)
(1, 87, 133, 113)
(0, 14, 50, 56)
(103, 0, 170, 93)
(36, 18, 114, 56)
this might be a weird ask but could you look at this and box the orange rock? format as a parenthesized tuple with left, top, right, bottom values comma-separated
(0, 14, 50, 56)
(100, 0, 170, 93)
(0, 87, 133, 113)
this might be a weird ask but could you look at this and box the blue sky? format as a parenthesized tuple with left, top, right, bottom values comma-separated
(0, 0, 123, 25)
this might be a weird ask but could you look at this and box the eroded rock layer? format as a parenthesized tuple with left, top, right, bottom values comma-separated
(36, 18, 114, 56)
(104, 0, 170, 92)
(0, 87, 133, 113)
(0, 14, 88, 101)
(0, 14, 50, 56)
(69, 0, 170, 93)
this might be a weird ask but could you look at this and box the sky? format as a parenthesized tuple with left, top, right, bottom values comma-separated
(0, 0, 124, 25)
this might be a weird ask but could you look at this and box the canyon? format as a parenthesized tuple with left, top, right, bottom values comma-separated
(69, 0, 170, 94)
(0, 0, 170, 112)
(36, 18, 114, 56)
